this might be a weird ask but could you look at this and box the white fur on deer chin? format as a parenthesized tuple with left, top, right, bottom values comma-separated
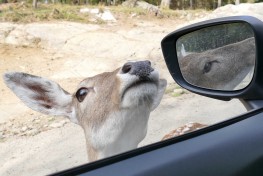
(117, 69, 160, 109)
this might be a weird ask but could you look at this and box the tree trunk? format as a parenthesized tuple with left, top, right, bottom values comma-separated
(32, 0, 38, 8)
(180, 0, 183, 9)
(217, 0, 221, 7)
(235, 0, 240, 5)
(106, 0, 111, 5)
(190, 0, 193, 9)
(160, 0, 171, 9)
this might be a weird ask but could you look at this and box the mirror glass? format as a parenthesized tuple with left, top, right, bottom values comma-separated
(176, 23, 255, 90)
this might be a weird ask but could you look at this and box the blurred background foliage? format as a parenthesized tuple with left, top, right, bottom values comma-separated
(176, 23, 254, 52)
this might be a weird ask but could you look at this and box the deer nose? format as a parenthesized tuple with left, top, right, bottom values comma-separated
(121, 60, 154, 77)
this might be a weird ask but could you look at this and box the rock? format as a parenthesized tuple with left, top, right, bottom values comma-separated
(26, 129, 38, 136)
(21, 126, 28, 132)
(136, 1, 159, 16)
(80, 8, 116, 22)
(130, 13, 137, 18)
(98, 10, 117, 22)
(49, 120, 67, 128)
(80, 8, 99, 14)
(122, 0, 138, 8)
(48, 117, 54, 121)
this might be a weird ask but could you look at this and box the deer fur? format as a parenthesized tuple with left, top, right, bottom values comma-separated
(3, 61, 167, 162)
(179, 37, 255, 90)
(162, 122, 207, 140)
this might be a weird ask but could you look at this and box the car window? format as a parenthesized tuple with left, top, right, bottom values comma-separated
(0, 3, 254, 176)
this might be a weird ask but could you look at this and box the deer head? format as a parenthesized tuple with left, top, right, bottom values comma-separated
(3, 60, 167, 162)
(179, 37, 255, 90)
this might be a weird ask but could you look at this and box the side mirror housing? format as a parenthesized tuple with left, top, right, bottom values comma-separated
(161, 16, 263, 101)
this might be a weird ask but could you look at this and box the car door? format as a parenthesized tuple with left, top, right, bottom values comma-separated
(52, 109, 263, 176)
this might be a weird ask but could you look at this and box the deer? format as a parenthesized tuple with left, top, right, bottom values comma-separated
(3, 60, 167, 162)
(162, 122, 207, 140)
(179, 37, 255, 90)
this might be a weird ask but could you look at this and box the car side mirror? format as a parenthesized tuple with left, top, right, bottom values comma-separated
(161, 16, 263, 101)
(177, 23, 255, 91)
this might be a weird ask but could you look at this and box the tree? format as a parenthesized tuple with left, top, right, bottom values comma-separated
(160, 0, 171, 9)
(33, 0, 38, 8)
(190, 0, 193, 9)
(218, 0, 222, 7)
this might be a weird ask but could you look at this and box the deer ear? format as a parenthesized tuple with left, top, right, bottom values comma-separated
(151, 79, 167, 111)
(3, 72, 78, 123)
(181, 44, 186, 57)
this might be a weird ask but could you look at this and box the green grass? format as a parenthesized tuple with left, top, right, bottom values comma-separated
(165, 83, 180, 94)
(110, 6, 147, 15)
(0, 3, 210, 23)
(170, 91, 183, 97)
(0, 4, 91, 23)
(165, 83, 186, 97)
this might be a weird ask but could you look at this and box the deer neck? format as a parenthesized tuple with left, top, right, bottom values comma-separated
(85, 105, 151, 161)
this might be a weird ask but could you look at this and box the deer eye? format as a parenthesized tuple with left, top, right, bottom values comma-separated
(203, 62, 212, 73)
(203, 60, 219, 74)
(76, 87, 89, 102)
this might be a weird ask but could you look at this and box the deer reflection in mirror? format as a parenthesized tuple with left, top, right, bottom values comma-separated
(177, 37, 255, 90)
